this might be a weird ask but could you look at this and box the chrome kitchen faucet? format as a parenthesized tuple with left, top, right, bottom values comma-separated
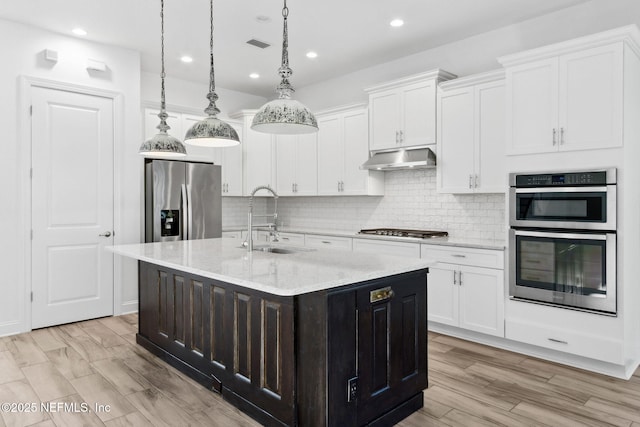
(244, 185, 279, 252)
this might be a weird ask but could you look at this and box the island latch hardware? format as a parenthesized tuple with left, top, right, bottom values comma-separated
(347, 377, 358, 402)
(370, 286, 394, 303)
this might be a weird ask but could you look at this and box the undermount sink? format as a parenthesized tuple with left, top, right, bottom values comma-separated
(251, 245, 315, 254)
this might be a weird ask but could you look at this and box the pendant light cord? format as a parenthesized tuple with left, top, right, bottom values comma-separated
(276, 0, 294, 99)
(157, 0, 170, 133)
(204, 0, 221, 117)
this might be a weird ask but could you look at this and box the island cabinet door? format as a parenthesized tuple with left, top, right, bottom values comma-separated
(356, 271, 428, 425)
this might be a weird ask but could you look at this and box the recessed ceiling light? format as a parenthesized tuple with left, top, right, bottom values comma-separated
(180, 56, 193, 63)
(249, 73, 260, 79)
(306, 51, 318, 59)
(72, 28, 87, 36)
(390, 19, 404, 28)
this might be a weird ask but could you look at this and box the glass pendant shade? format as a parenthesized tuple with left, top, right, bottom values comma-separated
(251, 0, 318, 135)
(184, 0, 240, 148)
(139, 0, 187, 158)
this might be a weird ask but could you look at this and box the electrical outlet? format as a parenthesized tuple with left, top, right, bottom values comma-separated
(347, 377, 358, 402)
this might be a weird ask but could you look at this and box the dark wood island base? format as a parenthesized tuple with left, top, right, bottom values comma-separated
(138, 261, 429, 426)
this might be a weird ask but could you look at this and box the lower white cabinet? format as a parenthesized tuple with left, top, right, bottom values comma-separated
(304, 234, 353, 250)
(277, 232, 305, 246)
(422, 245, 505, 337)
(352, 238, 420, 258)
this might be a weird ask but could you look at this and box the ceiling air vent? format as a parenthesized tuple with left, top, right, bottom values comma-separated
(246, 39, 271, 49)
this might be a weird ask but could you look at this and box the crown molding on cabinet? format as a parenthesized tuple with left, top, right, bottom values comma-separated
(364, 69, 458, 93)
(438, 69, 505, 90)
(498, 24, 640, 67)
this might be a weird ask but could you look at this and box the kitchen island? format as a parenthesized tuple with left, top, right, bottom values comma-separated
(110, 238, 434, 426)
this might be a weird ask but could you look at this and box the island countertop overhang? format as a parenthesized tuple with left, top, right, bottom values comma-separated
(108, 238, 435, 296)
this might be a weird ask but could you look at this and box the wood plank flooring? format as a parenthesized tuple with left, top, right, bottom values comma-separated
(0, 315, 637, 426)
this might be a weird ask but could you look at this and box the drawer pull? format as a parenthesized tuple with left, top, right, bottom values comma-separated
(451, 254, 467, 258)
(321, 241, 332, 244)
(370, 286, 394, 303)
(282, 237, 289, 240)
(548, 338, 568, 345)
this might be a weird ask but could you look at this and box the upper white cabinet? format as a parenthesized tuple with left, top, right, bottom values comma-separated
(275, 133, 318, 196)
(437, 70, 506, 193)
(365, 70, 456, 151)
(211, 121, 243, 196)
(316, 105, 384, 196)
(498, 27, 640, 155)
(230, 110, 276, 196)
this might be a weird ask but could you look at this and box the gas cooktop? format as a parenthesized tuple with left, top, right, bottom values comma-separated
(358, 228, 448, 239)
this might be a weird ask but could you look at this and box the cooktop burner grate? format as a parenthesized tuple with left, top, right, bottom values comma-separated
(358, 228, 448, 239)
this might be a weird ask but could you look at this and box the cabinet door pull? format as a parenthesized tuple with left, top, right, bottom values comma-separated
(453, 271, 457, 285)
(459, 271, 463, 286)
(552, 128, 557, 145)
(548, 338, 568, 345)
(560, 127, 565, 145)
(395, 131, 399, 144)
(399, 130, 404, 143)
(469, 175, 473, 189)
(295, 183, 298, 192)
(370, 286, 394, 303)
(474, 174, 479, 189)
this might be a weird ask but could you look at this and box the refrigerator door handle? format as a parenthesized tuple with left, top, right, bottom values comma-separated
(186, 184, 193, 240)
(181, 184, 189, 240)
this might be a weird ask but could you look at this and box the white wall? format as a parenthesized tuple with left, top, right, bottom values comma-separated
(296, 0, 640, 110)
(0, 18, 141, 335)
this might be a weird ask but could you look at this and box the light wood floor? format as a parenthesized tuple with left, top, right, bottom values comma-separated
(0, 315, 638, 427)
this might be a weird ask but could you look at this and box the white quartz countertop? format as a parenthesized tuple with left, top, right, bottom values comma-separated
(108, 238, 434, 297)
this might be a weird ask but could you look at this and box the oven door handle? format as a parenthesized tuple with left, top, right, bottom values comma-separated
(511, 229, 609, 241)
(514, 186, 608, 194)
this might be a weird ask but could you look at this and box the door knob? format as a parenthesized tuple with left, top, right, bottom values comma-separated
(99, 231, 112, 237)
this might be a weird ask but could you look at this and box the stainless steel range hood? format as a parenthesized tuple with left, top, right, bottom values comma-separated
(360, 145, 436, 170)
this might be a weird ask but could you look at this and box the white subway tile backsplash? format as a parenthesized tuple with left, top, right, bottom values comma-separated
(222, 169, 506, 241)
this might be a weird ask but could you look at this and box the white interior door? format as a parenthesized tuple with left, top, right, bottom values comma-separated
(31, 86, 114, 329)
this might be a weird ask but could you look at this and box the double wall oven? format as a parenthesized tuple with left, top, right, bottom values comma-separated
(509, 169, 617, 315)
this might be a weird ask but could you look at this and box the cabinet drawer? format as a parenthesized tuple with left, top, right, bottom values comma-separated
(506, 318, 623, 364)
(222, 231, 242, 239)
(305, 234, 353, 250)
(421, 245, 504, 269)
(352, 238, 420, 258)
(278, 232, 305, 246)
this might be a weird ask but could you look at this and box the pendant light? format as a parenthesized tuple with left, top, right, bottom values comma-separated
(183, 0, 240, 147)
(139, 0, 187, 158)
(251, 0, 318, 135)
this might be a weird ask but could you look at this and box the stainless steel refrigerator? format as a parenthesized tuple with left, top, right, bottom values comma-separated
(145, 159, 222, 242)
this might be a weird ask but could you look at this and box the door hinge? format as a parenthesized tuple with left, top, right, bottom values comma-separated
(347, 377, 358, 403)
(30, 292, 33, 302)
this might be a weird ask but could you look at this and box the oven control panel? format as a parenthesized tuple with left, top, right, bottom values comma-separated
(514, 171, 609, 187)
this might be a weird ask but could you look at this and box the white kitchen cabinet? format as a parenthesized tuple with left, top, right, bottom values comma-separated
(230, 110, 276, 196)
(209, 121, 243, 196)
(500, 36, 625, 155)
(437, 71, 506, 194)
(316, 105, 384, 196)
(304, 234, 353, 251)
(422, 244, 505, 337)
(275, 133, 317, 196)
(352, 238, 420, 258)
(505, 299, 624, 364)
(277, 232, 305, 246)
(366, 70, 456, 151)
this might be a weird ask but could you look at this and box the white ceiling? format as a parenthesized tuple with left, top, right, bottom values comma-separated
(0, 0, 589, 98)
